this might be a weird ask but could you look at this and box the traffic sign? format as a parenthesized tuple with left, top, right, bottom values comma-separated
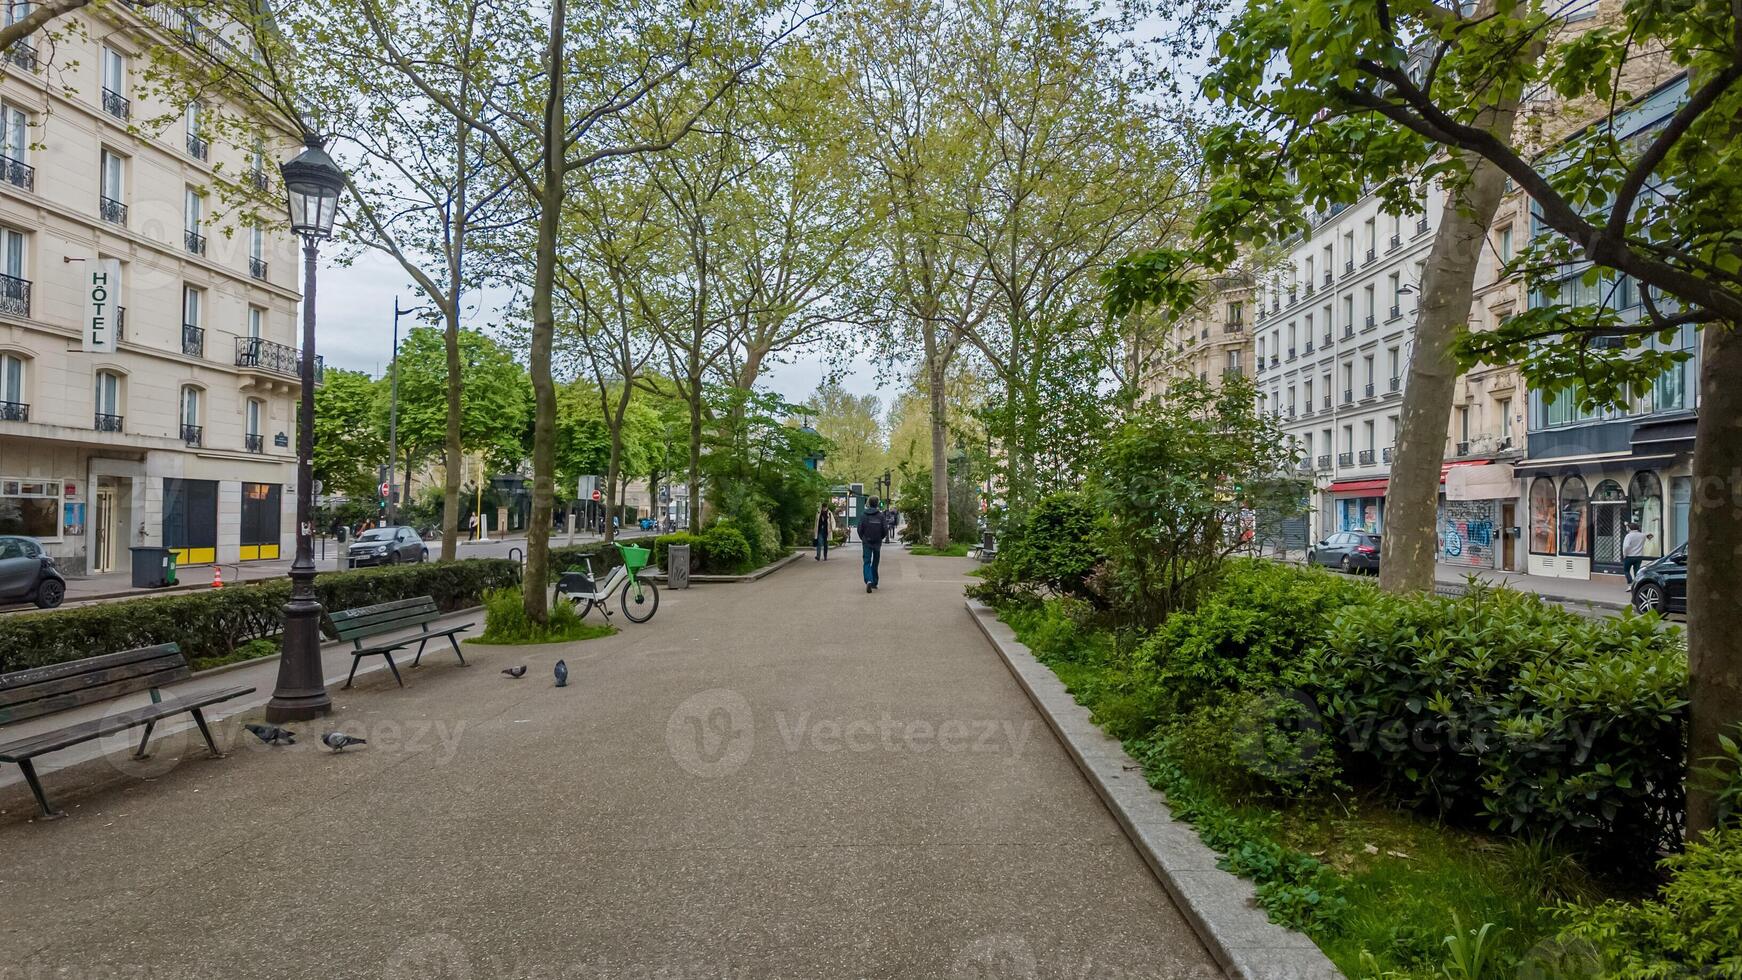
(380, 481, 391, 498)
(591, 489, 602, 502)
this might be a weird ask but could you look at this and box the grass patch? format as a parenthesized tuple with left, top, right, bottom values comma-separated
(997, 601, 1622, 979)
(191, 637, 280, 672)
(467, 587, 618, 645)
(907, 541, 972, 557)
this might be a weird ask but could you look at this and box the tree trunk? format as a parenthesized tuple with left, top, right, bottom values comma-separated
(927, 348, 950, 549)
(1686, 321, 1742, 836)
(440, 304, 463, 561)
(603, 426, 623, 545)
(521, 0, 566, 622)
(687, 378, 704, 530)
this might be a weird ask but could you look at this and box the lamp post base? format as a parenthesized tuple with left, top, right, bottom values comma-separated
(265, 583, 332, 722)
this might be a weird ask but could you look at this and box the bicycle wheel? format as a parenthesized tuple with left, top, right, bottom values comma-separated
(620, 574, 659, 623)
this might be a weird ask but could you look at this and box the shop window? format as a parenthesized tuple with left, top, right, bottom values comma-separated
(1670, 476, 1691, 550)
(1529, 477, 1556, 555)
(0, 478, 60, 538)
(1558, 476, 1588, 556)
(1629, 472, 1664, 558)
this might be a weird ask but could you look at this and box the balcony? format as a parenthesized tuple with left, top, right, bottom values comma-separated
(1322, 395, 1331, 410)
(1305, 283, 1315, 297)
(1337, 452, 1354, 466)
(1364, 382, 1375, 399)
(1287, 290, 1297, 305)
(1344, 260, 1354, 274)
(1364, 314, 1376, 330)
(1224, 321, 1243, 334)
(1286, 408, 1297, 419)
(100, 196, 128, 225)
(1322, 271, 1332, 286)
(187, 133, 209, 161)
(1359, 450, 1376, 465)
(0, 154, 33, 191)
(244, 433, 264, 453)
(1223, 365, 1243, 378)
(1455, 441, 1471, 457)
(102, 87, 130, 120)
(1343, 324, 1355, 339)
(182, 323, 204, 357)
(248, 169, 269, 192)
(1316, 454, 1332, 470)
(1389, 303, 1401, 320)
(1304, 341, 1315, 354)
(235, 335, 323, 382)
(1296, 459, 1314, 472)
(0, 273, 30, 317)
(1322, 333, 1333, 348)
(1390, 233, 1401, 249)
(0, 400, 26, 422)
(1388, 375, 1400, 393)
(1416, 217, 1430, 235)
(1269, 355, 1280, 368)
(94, 412, 124, 432)
(181, 423, 203, 448)
(185, 230, 206, 256)
(4, 40, 37, 72)
(249, 257, 268, 280)
(1364, 248, 1376, 264)
(1382, 447, 1393, 463)
(1287, 346, 1296, 360)
(1342, 388, 1354, 404)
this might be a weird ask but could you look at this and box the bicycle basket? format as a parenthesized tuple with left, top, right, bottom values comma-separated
(617, 543, 652, 574)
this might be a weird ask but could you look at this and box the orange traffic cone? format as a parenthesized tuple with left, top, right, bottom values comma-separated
(211, 566, 224, 589)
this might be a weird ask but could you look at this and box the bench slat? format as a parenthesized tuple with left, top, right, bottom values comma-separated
(329, 598, 441, 641)
(333, 606, 438, 632)
(0, 685, 255, 762)
(0, 656, 188, 709)
(0, 668, 195, 725)
(328, 597, 433, 624)
(0, 644, 181, 690)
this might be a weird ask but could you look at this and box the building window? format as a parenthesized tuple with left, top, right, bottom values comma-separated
(0, 477, 59, 538)
(184, 188, 205, 255)
(0, 102, 30, 190)
(1498, 225, 1514, 263)
(95, 369, 122, 429)
(1629, 471, 1664, 558)
(245, 397, 264, 452)
(249, 226, 267, 279)
(1558, 476, 1589, 556)
(180, 385, 203, 446)
(0, 226, 26, 317)
(101, 47, 129, 119)
(182, 285, 204, 357)
(1, 350, 25, 414)
(248, 305, 263, 339)
(185, 101, 207, 160)
(100, 148, 127, 224)
(1529, 478, 1557, 555)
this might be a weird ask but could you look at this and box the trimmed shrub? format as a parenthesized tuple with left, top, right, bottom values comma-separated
(699, 523, 753, 574)
(0, 559, 520, 673)
(1297, 582, 1687, 857)
(653, 533, 702, 573)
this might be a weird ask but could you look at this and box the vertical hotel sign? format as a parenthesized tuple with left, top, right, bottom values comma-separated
(83, 257, 120, 353)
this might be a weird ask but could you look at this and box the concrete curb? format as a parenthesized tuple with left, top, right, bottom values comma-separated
(966, 599, 1342, 980)
(646, 550, 807, 585)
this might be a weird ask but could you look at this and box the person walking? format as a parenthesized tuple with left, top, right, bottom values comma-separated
(814, 503, 833, 561)
(1622, 522, 1653, 582)
(859, 496, 887, 593)
(468, 512, 479, 541)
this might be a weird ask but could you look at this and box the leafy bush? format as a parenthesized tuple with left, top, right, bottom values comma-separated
(980, 491, 1102, 599)
(653, 533, 702, 573)
(699, 522, 753, 574)
(1134, 559, 1374, 718)
(0, 559, 520, 672)
(1163, 691, 1344, 799)
(1552, 829, 1742, 978)
(737, 508, 783, 566)
(473, 586, 615, 645)
(1298, 583, 1688, 858)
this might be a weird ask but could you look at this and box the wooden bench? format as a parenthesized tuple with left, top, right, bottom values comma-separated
(327, 596, 474, 689)
(0, 644, 254, 819)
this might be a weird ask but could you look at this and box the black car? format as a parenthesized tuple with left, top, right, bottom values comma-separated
(1307, 531, 1382, 574)
(0, 535, 66, 608)
(346, 525, 429, 568)
(1630, 543, 1687, 615)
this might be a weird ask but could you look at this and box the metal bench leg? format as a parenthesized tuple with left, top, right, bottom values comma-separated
(448, 633, 467, 666)
(383, 652, 405, 687)
(411, 636, 430, 668)
(345, 653, 364, 689)
(190, 708, 224, 758)
(134, 720, 157, 759)
(17, 760, 63, 820)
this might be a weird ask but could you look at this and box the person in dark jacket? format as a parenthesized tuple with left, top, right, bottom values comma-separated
(814, 504, 833, 561)
(859, 497, 887, 593)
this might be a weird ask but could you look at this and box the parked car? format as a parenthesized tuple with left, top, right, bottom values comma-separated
(1630, 543, 1687, 614)
(346, 525, 429, 568)
(0, 535, 66, 608)
(639, 517, 658, 531)
(1307, 531, 1382, 574)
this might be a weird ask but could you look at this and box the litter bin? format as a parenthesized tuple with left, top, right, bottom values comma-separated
(668, 543, 691, 590)
(129, 546, 173, 588)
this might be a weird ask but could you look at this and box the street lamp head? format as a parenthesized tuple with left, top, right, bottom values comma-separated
(280, 133, 345, 241)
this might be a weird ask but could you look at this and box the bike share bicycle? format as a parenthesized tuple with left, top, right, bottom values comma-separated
(554, 541, 660, 624)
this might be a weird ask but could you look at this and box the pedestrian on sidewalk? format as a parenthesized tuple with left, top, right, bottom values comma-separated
(814, 503, 833, 561)
(859, 496, 887, 593)
(1622, 522, 1653, 582)
(468, 513, 479, 541)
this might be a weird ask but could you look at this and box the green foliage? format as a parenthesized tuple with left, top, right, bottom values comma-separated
(699, 522, 753, 574)
(1164, 691, 1346, 801)
(906, 541, 970, 557)
(473, 586, 615, 645)
(392, 326, 531, 472)
(1695, 724, 1742, 830)
(0, 560, 521, 672)
(978, 491, 1103, 602)
(312, 367, 386, 500)
(1553, 829, 1742, 979)
(1441, 915, 1505, 980)
(652, 533, 702, 573)
(1299, 584, 1689, 859)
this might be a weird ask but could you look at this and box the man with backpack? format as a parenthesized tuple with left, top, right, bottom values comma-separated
(859, 496, 887, 593)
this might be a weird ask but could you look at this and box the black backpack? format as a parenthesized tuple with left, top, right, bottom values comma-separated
(859, 510, 886, 545)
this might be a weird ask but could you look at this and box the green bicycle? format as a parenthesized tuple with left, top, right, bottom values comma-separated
(554, 541, 660, 624)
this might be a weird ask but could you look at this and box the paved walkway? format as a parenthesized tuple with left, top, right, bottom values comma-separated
(0, 548, 1220, 978)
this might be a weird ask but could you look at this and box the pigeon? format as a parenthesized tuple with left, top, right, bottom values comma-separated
(554, 659, 569, 688)
(244, 723, 295, 745)
(321, 732, 367, 752)
(502, 665, 528, 679)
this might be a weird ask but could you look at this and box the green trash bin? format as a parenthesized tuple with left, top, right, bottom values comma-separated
(164, 551, 178, 586)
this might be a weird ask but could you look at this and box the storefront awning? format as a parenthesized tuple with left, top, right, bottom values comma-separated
(1328, 478, 1389, 494)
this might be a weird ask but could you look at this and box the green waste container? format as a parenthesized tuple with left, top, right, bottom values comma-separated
(165, 551, 178, 585)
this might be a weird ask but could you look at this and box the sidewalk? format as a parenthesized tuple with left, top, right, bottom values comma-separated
(1435, 563, 1629, 610)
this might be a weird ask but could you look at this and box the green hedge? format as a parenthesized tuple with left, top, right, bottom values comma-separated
(0, 559, 520, 673)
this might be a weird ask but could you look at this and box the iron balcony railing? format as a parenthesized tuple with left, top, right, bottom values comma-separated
(1322, 395, 1331, 409)
(187, 133, 208, 161)
(1390, 233, 1402, 249)
(235, 335, 324, 382)
(102, 87, 129, 120)
(0, 400, 26, 422)
(244, 432, 263, 453)
(1322, 333, 1333, 348)
(1342, 388, 1354, 404)
(1363, 383, 1374, 398)
(0, 273, 30, 317)
(248, 169, 269, 192)
(1364, 314, 1376, 330)
(0, 154, 33, 190)
(1365, 248, 1376, 264)
(1344, 259, 1354, 273)
(1389, 304, 1401, 319)
(100, 196, 128, 225)
(1388, 376, 1401, 393)
(1270, 355, 1280, 367)
(94, 412, 124, 432)
(181, 423, 203, 447)
(1316, 454, 1332, 470)
(1343, 324, 1355, 339)
(4, 40, 37, 72)
(1337, 452, 1354, 466)
(1304, 341, 1315, 354)
(249, 257, 268, 280)
(1359, 450, 1376, 465)
(1287, 347, 1296, 360)
(1322, 271, 1332, 286)
(1382, 447, 1394, 463)
(1224, 321, 1243, 333)
(185, 230, 206, 256)
(1455, 441, 1471, 456)
(182, 323, 204, 357)
(1416, 217, 1431, 235)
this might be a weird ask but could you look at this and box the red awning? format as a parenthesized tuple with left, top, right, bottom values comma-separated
(1328, 478, 1389, 494)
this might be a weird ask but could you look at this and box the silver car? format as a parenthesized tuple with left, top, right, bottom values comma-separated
(346, 526, 429, 568)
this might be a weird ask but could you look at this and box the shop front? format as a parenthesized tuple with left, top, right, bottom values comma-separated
(1438, 461, 1517, 571)
(1522, 462, 1681, 581)
(1327, 478, 1387, 534)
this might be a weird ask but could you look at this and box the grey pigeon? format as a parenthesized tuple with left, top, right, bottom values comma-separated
(321, 732, 367, 752)
(502, 665, 528, 679)
(554, 659, 569, 688)
(245, 723, 295, 745)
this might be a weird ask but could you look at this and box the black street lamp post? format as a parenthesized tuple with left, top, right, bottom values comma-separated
(266, 135, 346, 723)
